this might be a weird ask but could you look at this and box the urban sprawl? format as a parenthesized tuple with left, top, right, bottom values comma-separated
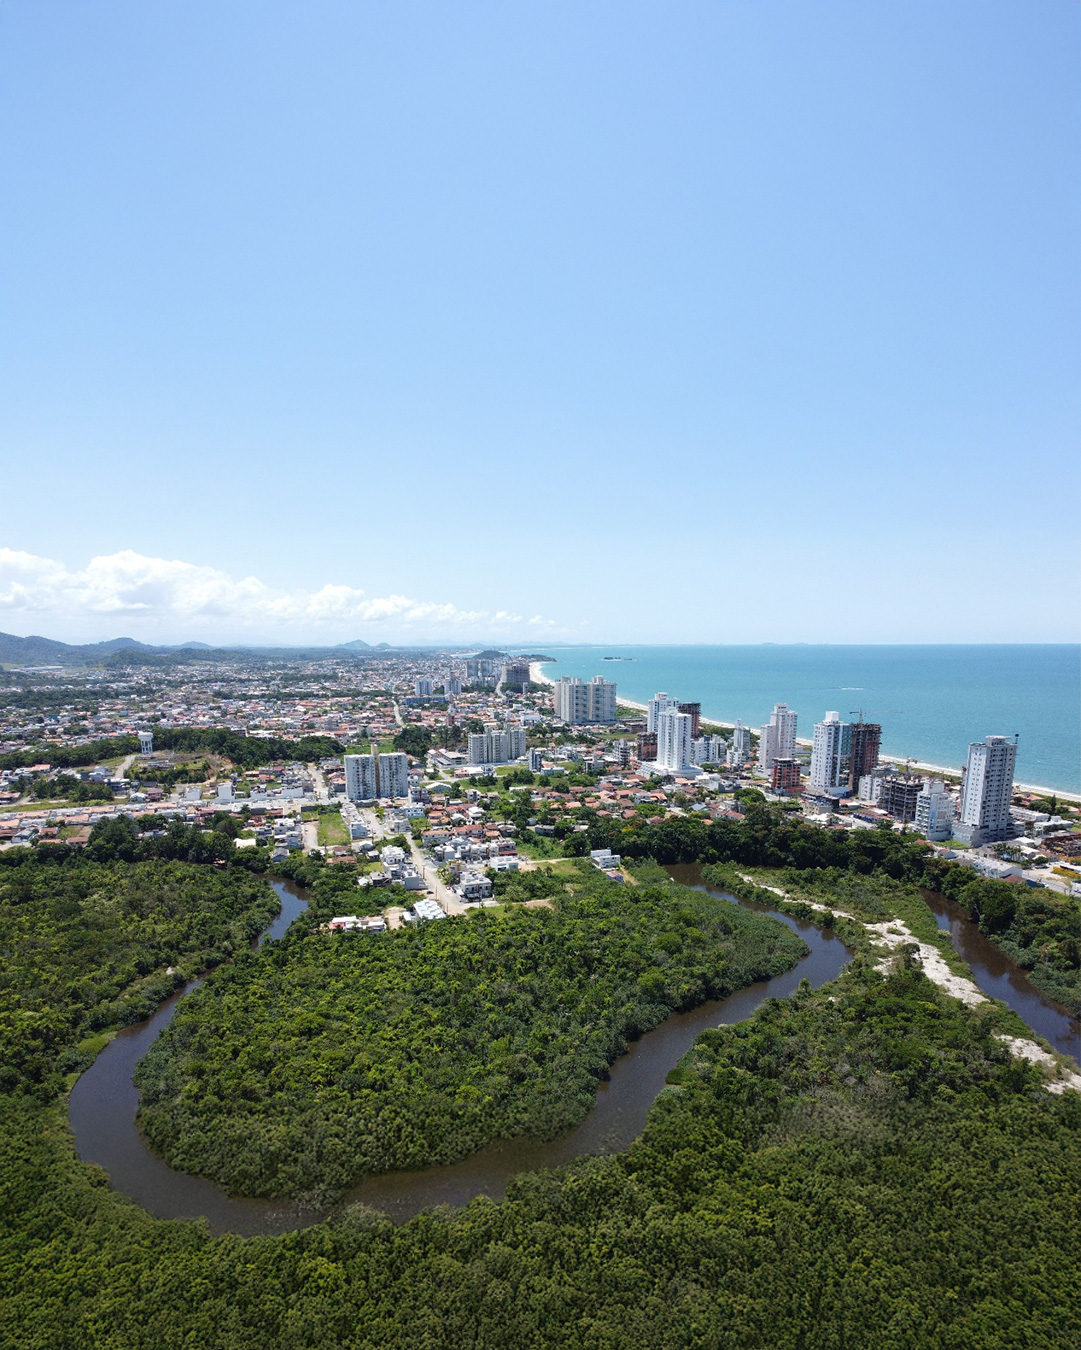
(2, 651, 1078, 932)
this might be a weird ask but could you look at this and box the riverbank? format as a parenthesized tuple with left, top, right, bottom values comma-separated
(529, 659, 1080, 801)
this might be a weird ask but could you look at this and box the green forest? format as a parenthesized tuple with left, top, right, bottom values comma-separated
(1, 830, 1079, 1347)
(134, 867, 804, 1200)
(579, 808, 1081, 1015)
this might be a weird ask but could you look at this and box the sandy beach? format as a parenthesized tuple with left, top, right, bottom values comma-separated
(528, 661, 1079, 801)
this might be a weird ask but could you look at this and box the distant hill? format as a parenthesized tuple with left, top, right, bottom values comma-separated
(0, 631, 153, 667)
(337, 639, 372, 650)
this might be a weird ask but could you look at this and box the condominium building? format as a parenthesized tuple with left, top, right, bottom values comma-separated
(465, 657, 498, 684)
(413, 678, 432, 698)
(955, 736, 1018, 846)
(656, 707, 694, 771)
(757, 703, 798, 774)
(771, 758, 802, 793)
(690, 733, 727, 766)
(678, 702, 701, 738)
(377, 752, 410, 799)
(915, 780, 955, 842)
(552, 675, 617, 724)
(646, 692, 678, 734)
(808, 711, 851, 794)
(344, 753, 378, 802)
(501, 660, 531, 690)
(727, 720, 752, 767)
(444, 676, 462, 697)
(468, 727, 528, 765)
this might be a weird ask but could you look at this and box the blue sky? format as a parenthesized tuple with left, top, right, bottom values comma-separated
(2, 1, 1078, 646)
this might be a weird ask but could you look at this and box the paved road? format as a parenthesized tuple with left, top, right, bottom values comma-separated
(406, 836, 467, 915)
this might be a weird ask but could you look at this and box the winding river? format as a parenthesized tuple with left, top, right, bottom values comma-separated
(68, 868, 1078, 1237)
(68, 878, 849, 1236)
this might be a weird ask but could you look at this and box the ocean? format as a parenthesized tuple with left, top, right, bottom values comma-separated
(517, 645, 1080, 794)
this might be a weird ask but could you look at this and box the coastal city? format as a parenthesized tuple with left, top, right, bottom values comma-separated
(3, 647, 1078, 931)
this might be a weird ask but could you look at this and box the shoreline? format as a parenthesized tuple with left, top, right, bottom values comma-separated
(528, 661, 1081, 802)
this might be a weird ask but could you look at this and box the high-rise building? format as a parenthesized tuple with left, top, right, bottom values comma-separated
(955, 736, 1018, 845)
(528, 747, 545, 772)
(678, 702, 701, 738)
(377, 752, 410, 799)
(344, 754, 378, 801)
(656, 708, 694, 771)
(848, 722, 882, 791)
(728, 720, 751, 767)
(809, 711, 852, 794)
(501, 660, 531, 691)
(758, 703, 798, 774)
(647, 693, 678, 734)
(414, 678, 432, 698)
(444, 675, 462, 697)
(465, 657, 498, 684)
(915, 780, 955, 842)
(691, 733, 727, 765)
(637, 732, 658, 762)
(468, 727, 528, 765)
(552, 676, 617, 724)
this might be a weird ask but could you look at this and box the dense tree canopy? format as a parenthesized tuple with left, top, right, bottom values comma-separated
(135, 867, 804, 1200)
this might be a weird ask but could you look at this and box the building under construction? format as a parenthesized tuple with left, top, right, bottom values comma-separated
(881, 774, 924, 823)
(848, 721, 882, 791)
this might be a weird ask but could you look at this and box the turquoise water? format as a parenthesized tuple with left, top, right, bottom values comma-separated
(519, 646, 1080, 793)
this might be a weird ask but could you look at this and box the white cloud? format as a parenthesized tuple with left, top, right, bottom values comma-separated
(0, 548, 568, 643)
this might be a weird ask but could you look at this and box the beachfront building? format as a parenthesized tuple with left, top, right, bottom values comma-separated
(728, 720, 752, 768)
(647, 692, 679, 734)
(344, 753, 378, 802)
(552, 675, 617, 724)
(858, 764, 894, 804)
(678, 702, 701, 737)
(809, 712, 852, 795)
(377, 752, 410, 799)
(915, 780, 955, 842)
(656, 707, 694, 771)
(758, 703, 798, 774)
(954, 736, 1018, 846)
(848, 721, 882, 791)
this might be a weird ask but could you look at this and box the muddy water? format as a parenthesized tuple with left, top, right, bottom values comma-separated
(921, 889, 1079, 1061)
(68, 877, 850, 1235)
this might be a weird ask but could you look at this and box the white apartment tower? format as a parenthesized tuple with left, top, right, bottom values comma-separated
(377, 752, 410, 800)
(647, 692, 678, 734)
(656, 708, 694, 771)
(757, 703, 797, 773)
(467, 727, 528, 765)
(552, 676, 617, 724)
(344, 754, 378, 802)
(727, 720, 752, 767)
(955, 736, 1017, 846)
(414, 678, 433, 698)
(915, 780, 955, 842)
(809, 711, 852, 794)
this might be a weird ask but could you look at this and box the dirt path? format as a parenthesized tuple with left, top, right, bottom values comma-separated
(736, 873, 1081, 1094)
